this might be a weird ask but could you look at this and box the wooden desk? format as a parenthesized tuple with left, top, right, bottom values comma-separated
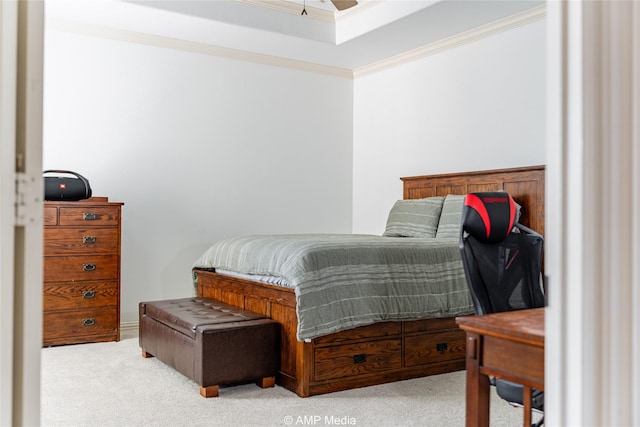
(456, 308, 544, 427)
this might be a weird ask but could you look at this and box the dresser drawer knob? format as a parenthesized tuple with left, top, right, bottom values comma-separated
(82, 318, 95, 327)
(82, 291, 96, 299)
(83, 212, 97, 220)
(83, 236, 96, 244)
(353, 354, 367, 364)
(82, 263, 97, 271)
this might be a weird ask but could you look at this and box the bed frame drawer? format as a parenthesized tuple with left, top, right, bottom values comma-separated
(404, 329, 467, 368)
(314, 339, 402, 382)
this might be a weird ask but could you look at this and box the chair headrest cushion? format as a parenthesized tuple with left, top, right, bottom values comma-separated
(462, 192, 518, 243)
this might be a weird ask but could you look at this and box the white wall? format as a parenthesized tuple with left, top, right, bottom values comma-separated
(353, 19, 546, 234)
(43, 29, 354, 323)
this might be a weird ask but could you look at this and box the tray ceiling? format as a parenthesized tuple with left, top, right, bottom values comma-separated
(46, 0, 544, 71)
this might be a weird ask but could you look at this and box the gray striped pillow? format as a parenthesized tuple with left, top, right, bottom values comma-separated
(383, 197, 444, 238)
(435, 194, 466, 239)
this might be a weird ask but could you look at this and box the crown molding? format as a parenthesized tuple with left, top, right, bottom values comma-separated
(46, 17, 354, 79)
(353, 4, 546, 78)
(46, 3, 545, 81)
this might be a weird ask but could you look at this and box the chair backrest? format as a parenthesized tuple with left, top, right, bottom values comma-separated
(459, 192, 545, 315)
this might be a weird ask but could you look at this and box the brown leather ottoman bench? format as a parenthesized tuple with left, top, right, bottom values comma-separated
(139, 297, 279, 397)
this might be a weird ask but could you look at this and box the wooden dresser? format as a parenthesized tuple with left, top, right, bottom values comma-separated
(43, 197, 123, 346)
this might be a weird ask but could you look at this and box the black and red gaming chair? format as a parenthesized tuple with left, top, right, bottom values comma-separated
(459, 192, 545, 425)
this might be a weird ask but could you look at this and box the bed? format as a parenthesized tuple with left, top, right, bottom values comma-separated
(192, 165, 545, 397)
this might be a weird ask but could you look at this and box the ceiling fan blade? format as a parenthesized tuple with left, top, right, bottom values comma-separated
(330, 0, 358, 11)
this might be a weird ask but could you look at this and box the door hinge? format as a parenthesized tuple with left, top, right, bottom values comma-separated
(15, 172, 42, 226)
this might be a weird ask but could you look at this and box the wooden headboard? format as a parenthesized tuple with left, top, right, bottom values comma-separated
(401, 165, 545, 235)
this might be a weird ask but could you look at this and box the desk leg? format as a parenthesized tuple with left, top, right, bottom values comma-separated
(465, 333, 490, 427)
(523, 386, 532, 426)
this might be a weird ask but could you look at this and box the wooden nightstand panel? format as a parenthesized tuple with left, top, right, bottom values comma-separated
(43, 198, 123, 346)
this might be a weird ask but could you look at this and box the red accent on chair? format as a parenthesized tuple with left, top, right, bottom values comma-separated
(464, 193, 491, 239)
(508, 197, 517, 234)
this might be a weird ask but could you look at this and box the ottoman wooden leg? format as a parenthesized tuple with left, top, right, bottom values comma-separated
(200, 385, 219, 398)
(256, 376, 276, 389)
(141, 349, 154, 358)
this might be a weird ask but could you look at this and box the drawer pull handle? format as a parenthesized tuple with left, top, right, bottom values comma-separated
(82, 263, 96, 271)
(83, 236, 96, 244)
(83, 212, 97, 220)
(436, 342, 448, 353)
(82, 291, 96, 299)
(82, 318, 95, 327)
(353, 354, 367, 364)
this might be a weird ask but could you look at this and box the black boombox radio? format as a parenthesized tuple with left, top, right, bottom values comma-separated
(43, 170, 93, 201)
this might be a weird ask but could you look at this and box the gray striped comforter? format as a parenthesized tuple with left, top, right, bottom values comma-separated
(193, 234, 473, 341)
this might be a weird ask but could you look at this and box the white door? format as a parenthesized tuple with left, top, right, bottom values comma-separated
(0, 2, 44, 426)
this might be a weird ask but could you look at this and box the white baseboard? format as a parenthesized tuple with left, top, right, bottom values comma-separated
(120, 321, 139, 333)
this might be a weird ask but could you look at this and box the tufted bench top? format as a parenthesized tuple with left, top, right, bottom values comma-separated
(141, 297, 267, 339)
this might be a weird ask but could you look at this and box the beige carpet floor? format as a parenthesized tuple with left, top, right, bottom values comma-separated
(41, 329, 533, 426)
